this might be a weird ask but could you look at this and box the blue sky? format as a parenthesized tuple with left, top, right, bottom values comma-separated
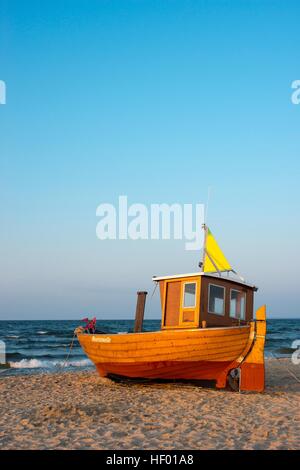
(0, 0, 299, 319)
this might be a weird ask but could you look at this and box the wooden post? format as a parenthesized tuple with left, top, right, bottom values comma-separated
(134, 291, 147, 333)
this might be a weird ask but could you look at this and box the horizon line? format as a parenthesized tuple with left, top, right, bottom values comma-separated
(0, 317, 299, 321)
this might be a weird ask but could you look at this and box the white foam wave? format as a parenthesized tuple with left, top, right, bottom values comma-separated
(9, 358, 92, 369)
(37, 331, 47, 335)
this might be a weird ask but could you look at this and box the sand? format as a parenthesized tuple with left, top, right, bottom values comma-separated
(0, 358, 299, 450)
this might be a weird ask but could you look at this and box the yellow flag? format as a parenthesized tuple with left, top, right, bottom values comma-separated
(203, 228, 232, 273)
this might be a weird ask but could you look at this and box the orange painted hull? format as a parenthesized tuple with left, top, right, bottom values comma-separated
(95, 360, 232, 381)
(77, 307, 266, 391)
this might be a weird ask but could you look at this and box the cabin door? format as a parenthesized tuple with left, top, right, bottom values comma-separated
(163, 278, 200, 328)
(179, 278, 200, 327)
(163, 281, 181, 327)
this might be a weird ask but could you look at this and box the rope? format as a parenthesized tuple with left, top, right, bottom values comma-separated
(149, 281, 158, 301)
(143, 282, 158, 319)
(136, 282, 159, 332)
(59, 330, 77, 370)
(271, 352, 300, 384)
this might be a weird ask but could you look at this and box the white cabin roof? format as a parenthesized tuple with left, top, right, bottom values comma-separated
(152, 272, 257, 290)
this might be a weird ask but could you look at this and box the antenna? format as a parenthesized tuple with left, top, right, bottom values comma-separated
(199, 187, 212, 271)
(198, 223, 207, 272)
(204, 186, 212, 225)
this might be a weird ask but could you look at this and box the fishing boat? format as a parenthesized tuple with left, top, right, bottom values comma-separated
(76, 225, 266, 392)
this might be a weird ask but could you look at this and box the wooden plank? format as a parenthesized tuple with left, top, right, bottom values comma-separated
(86, 338, 248, 358)
(164, 281, 181, 326)
(78, 326, 250, 346)
(85, 340, 248, 362)
(84, 332, 249, 353)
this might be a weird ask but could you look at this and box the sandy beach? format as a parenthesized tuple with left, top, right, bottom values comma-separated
(0, 358, 299, 450)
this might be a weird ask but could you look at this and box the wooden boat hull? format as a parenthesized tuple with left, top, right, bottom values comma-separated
(76, 307, 266, 391)
(94, 359, 233, 381)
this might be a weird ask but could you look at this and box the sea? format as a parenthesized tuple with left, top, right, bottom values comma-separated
(0, 319, 299, 376)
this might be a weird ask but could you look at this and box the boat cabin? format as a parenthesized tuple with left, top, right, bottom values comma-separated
(152, 273, 257, 329)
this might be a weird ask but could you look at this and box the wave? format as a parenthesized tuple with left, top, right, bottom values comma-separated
(275, 347, 298, 355)
(5, 335, 20, 339)
(9, 358, 92, 369)
(37, 331, 48, 335)
(6, 352, 23, 360)
(6, 349, 83, 360)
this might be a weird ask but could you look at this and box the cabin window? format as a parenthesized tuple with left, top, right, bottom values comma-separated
(208, 284, 225, 315)
(183, 282, 196, 308)
(230, 289, 246, 320)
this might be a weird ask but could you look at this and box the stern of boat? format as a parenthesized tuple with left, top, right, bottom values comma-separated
(238, 305, 267, 392)
(222, 305, 267, 392)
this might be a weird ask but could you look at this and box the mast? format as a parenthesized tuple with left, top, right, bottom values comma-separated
(200, 224, 247, 282)
(200, 224, 222, 276)
(202, 223, 208, 270)
(200, 223, 208, 272)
